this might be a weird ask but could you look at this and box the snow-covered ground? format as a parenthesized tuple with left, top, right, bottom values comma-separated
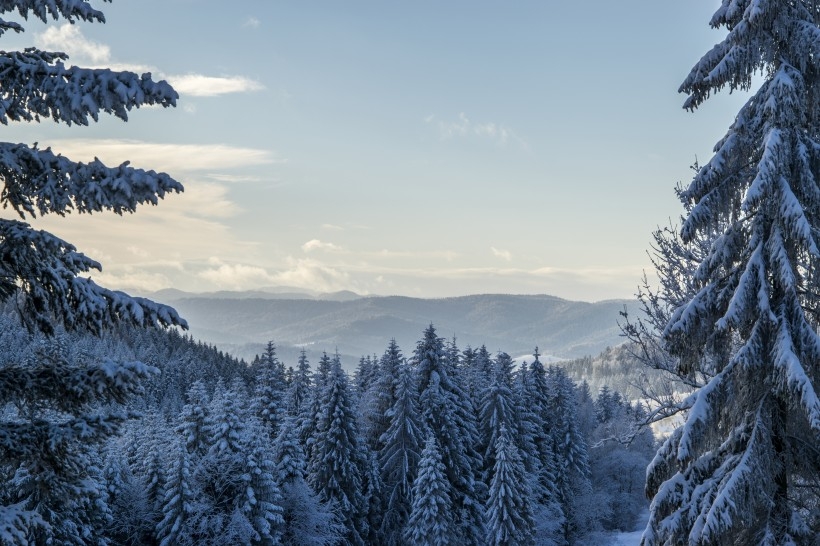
(608, 529, 642, 545)
(606, 511, 647, 545)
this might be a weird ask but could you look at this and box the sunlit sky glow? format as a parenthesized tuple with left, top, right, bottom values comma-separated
(2, 0, 743, 301)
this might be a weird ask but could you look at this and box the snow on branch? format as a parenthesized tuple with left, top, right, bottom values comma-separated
(772, 315, 820, 432)
(0, 18, 22, 36)
(0, 358, 158, 410)
(0, 411, 130, 461)
(0, 48, 177, 126)
(0, 0, 107, 26)
(0, 142, 183, 218)
(0, 219, 187, 334)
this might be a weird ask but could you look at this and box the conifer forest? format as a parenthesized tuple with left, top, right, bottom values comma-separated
(2, 1, 820, 545)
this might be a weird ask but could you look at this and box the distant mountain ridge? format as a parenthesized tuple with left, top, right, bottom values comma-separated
(149, 290, 635, 366)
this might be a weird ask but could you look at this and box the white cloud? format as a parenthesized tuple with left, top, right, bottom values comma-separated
(34, 24, 151, 73)
(428, 112, 528, 149)
(243, 17, 261, 28)
(198, 263, 277, 289)
(491, 247, 512, 261)
(48, 139, 279, 174)
(271, 258, 353, 293)
(322, 224, 344, 231)
(36, 24, 111, 64)
(127, 245, 150, 258)
(93, 268, 174, 292)
(302, 239, 343, 253)
(168, 74, 264, 97)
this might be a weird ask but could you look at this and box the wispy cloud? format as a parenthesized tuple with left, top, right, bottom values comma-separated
(48, 139, 279, 173)
(302, 239, 343, 253)
(426, 112, 529, 149)
(243, 16, 261, 28)
(491, 247, 512, 261)
(198, 262, 277, 289)
(168, 74, 264, 97)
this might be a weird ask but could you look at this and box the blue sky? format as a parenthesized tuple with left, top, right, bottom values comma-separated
(3, 0, 746, 301)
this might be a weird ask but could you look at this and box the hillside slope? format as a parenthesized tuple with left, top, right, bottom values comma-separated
(155, 292, 635, 363)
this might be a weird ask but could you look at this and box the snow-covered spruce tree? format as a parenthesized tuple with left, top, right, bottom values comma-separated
(307, 353, 368, 546)
(378, 359, 424, 546)
(478, 352, 521, 482)
(413, 324, 485, 544)
(155, 443, 198, 546)
(644, 2, 820, 543)
(104, 446, 151, 546)
(252, 341, 287, 441)
(286, 349, 311, 418)
(0, 4, 183, 334)
(361, 339, 403, 453)
(273, 415, 341, 546)
(485, 424, 534, 546)
(520, 349, 564, 540)
(404, 432, 454, 546)
(0, 1, 186, 542)
(178, 380, 211, 458)
(198, 378, 283, 545)
(545, 365, 594, 543)
(0, 338, 158, 544)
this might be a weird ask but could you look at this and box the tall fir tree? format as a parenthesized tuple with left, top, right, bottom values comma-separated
(307, 354, 367, 546)
(361, 339, 404, 453)
(521, 348, 564, 537)
(0, 0, 186, 540)
(404, 433, 454, 546)
(546, 365, 593, 544)
(645, 1, 820, 543)
(414, 324, 485, 544)
(378, 360, 424, 546)
(252, 341, 287, 439)
(286, 349, 312, 418)
(178, 380, 210, 458)
(155, 443, 198, 546)
(274, 415, 341, 546)
(478, 352, 521, 482)
(484, 424, 535, 546)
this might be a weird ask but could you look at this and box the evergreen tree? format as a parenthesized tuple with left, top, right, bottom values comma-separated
(485, 424, 534, 546)
(378, 361, 424, 546)
(253, 341, 287, 438)
(301, 352, 332, 458)
(286, 350, 311, 418)
(274, 415, 341, 546)
(0, 1, 186, 540)
(414, 324, 485, 544)
(104, 447, 151, 546)
(404, 433, 454, 546)
(361, 339, 403, 453)
(155, 444, 198, 546)
(521, 349, 564, 538)
(178, 380, 210, 457)
(0, 339, 159, 545)
(478, 352, 520, 481)
(469, 345, 495, 405)
(645, 1, 820, 543)
(0, 2, 185, 336)
(546, 365, 593, 543)
(354, 354, 379, 398)
(198, 378, 283, 545)
(137, 413, 171, 528)
(274, 415, 307, 485)
(308, 354, 367, 546)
